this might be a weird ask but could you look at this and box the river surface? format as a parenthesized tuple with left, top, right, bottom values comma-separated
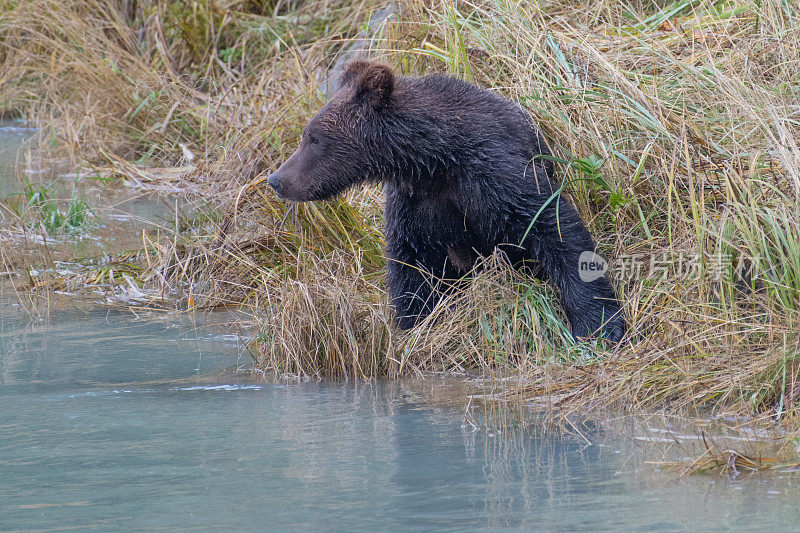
(2, 124, 800, 532)
(0, 119, 192, 262)
(2, 295, 800, 531)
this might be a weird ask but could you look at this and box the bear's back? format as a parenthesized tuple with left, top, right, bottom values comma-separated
(396, 73, 549, 162)
(402, 74, 524, 121)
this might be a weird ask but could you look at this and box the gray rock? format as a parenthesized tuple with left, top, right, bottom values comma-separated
(319, 3, 398, 98)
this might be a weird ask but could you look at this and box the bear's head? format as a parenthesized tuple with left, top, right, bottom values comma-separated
(267, 60, 395, 201)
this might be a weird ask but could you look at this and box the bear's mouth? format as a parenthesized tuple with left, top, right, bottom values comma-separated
(271, 183, 321, 203)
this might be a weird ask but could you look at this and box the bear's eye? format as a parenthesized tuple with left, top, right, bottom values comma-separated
(309, 135, 319, 145)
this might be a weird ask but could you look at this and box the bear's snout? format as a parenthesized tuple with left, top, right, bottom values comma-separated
(267, 169, 309, 201)
(268, 152, 316, 201)
(268, 172, 282, 192)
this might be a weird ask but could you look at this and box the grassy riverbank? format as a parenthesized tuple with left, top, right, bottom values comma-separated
(2, 0, 799, 428)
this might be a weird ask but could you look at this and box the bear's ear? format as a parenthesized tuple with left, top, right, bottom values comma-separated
(340, 60, 372, 87)
(341, 60, 395, 108)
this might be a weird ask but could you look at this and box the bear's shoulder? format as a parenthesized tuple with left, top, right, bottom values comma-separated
(404, 73, 496, 100)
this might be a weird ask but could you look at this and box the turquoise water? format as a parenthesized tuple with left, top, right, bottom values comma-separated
(2, 295, 800, 531)
(2, 124, 800, 532)
(0, 119, 29, 200)
(0, 119, 192, 260)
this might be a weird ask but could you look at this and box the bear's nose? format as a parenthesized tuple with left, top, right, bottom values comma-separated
(267, 172, 281, 191)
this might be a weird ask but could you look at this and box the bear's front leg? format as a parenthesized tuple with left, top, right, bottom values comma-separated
(384, 185, 464, 330)
(519, 197, 627, 342)
(386, 240, 452, 330)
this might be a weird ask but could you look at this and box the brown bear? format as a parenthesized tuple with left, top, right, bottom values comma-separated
(268, 61, 626, 342)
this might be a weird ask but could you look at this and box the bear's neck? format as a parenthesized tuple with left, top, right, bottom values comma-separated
(371, 92, 464, 191)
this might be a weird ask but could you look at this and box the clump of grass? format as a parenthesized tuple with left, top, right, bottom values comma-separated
(0, 0, 375, 166)
(2, 0, 800, 430)
(659, 432, 800, 478)
(86, 261, 143, 288)
(7, 182, 93, 233)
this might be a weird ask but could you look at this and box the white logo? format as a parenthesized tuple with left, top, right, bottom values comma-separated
(578, 251, 608, 282)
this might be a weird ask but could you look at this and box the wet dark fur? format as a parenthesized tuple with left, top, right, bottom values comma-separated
(269, 61, 626, 341)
